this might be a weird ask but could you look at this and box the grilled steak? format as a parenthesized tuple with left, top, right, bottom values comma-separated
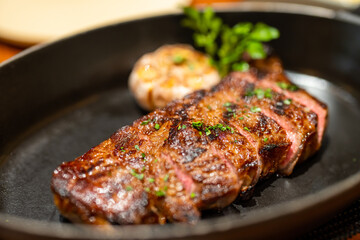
(51, 57, 327, 225)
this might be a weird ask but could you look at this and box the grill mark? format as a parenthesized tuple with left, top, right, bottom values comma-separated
(182, 147, 206, 163)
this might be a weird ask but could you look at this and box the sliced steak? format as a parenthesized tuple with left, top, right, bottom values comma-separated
(251, 57, 328, 149)
(51, 58, 326, 225)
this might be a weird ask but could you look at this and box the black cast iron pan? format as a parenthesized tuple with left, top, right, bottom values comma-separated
(1, 2, 360, 239)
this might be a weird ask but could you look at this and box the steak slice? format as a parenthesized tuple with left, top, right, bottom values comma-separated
(251, 57, 328, 149)
(51, 59, 326, 225)
(223, 72, 318, 175)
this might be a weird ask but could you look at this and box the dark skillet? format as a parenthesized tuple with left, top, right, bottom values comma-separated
(1, 2, 360, 240)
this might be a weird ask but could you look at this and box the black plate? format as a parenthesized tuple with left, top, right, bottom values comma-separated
(1, 2, 360, 240)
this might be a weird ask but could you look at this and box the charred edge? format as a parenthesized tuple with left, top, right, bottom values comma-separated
(273, 100, 287, 116)
(251, 67, 269, 80)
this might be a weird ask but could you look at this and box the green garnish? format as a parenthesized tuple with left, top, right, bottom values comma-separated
(244, 127, 250, 131)
(148, 178, 155, 183)
(223, 102, 232, 107)
(135, 145, 140, 151)
(173, 55, 186, 64)
(246, 88, 273, 99)
(192, 121, 203, 130)
(238, 117, 244, 120)
(283, 99, 292, 105)
(207, 105, 212, 110)
(164, 174, 169, 182)
(131, 169, 144, 180)
(250, 106, 261, 113)
(276, 82, 299, 91)
(205, 128, 211, 135)
(190, 192, 196, 199)
(155, 190, 166, 197)
(263, 137, 268, 142)
(154, 123, 160, 130)
(178, 124, 187, 130)
(141, 119, 151, 125)
(141, 152, 146, 159)
(125, 186, 133, 191)
(145, 187, 150, 192)
(182, 6, 280, 76)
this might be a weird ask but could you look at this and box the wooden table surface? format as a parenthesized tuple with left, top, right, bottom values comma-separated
(1, 39, 360, 240)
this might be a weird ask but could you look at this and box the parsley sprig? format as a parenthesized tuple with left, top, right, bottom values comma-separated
(182, 6, 280, 76)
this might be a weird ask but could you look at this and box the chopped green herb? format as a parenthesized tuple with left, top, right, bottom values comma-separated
(263, 137, 268, 142)
(148, 178, 155, 183)
(141, 166, 146, 172)
(178, 125, 182, 130)
(192, 121, 203, 130)
(199, 131, 203, 136)
(182, 125, 187, 129)
(226, 107, 232, 112)
(248, 88, 273, 99)
(244, 127, 250, 131)
(190, 192, 196, 198)
(288, 85, 299, 91)
(154, 123, 160, 130)
(164, 174, 169, 182)
(141, 153, 146, 160)
(223, 102, 232, 107)
(154, 159, 158, 163)
(135, 145, 140, 151)
(172, 55, 185, 64)
(145, 187, 150, 192)
(131, 169, 144, 180)
(204, 128, 210, 136)
(155, 190, 166, 197)
(283, 99, 292, 105)
(250, 106, 261, 113)
(238, 117, 244, 120)
(125, 186, 133, 191)
(141, 119, 151, 125)
(276, 82, 299, 91)
(207, 105, 212, 110)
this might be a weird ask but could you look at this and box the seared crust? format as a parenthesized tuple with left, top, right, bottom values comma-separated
(51, 58, 327, 225)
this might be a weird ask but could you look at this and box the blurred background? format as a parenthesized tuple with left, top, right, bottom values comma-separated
(0, 0, 359, 62)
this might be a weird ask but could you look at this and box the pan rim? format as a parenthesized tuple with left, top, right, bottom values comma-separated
(1, 1, 360, 239)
